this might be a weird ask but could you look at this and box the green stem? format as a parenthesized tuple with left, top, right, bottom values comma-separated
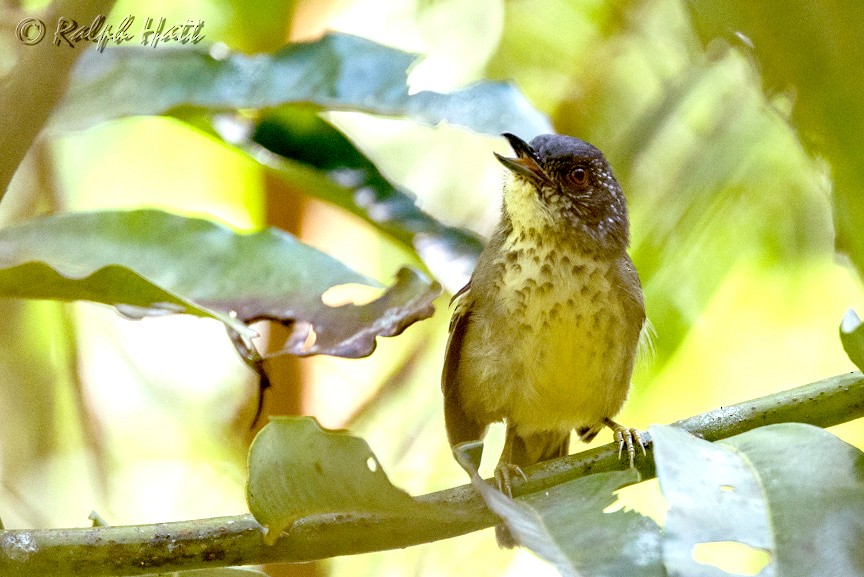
(2, 371, 862, 576)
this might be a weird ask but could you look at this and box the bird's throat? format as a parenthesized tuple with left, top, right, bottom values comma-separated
(502, 173, 554, 232)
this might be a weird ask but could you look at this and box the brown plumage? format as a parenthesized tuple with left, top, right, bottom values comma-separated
(442, 133, 646, 547)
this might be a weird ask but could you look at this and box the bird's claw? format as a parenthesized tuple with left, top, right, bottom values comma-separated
(617, 427, 644, 468)
(494, 463, 527, 497)
(605, 419, 647, 468)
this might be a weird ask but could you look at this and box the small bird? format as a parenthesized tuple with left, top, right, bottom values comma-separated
(442, 133, 646, 546)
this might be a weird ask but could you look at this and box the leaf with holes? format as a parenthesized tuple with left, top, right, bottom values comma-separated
(651, 424, 774, 577)
(247, 417, 455, 545)
(652, 423, 864, 577)
(0, 209, 440, 357)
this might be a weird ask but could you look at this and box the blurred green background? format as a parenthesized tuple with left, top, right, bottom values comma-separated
(1, 0, 863, 575)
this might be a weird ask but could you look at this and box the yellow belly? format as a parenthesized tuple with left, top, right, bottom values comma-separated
(457, 244, 634, 436)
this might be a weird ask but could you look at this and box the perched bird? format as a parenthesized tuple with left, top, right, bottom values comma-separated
(442, 133, 646, 546)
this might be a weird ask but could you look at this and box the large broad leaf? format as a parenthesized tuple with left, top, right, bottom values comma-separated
(0, 261, 249, 335)
(247, 417, 465, 545)
(651, 425, 774, 577)
(652, 423, 864, 577)
(454, 443, 663, 577)
(52, 32, 551, 139)
(723, 425, 864, 577)
(0, 209, 440, 357)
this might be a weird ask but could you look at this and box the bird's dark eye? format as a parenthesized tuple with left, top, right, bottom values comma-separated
(569, 167, 588, 186)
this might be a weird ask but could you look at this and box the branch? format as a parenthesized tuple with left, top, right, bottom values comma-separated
(2, 371, 863, 576)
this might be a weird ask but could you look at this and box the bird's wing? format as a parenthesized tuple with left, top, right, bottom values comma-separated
(441, 282, 485, 446)
(615, 254, 648, 360)
(449, 280, 470, 306)
(443, 282, 470, 386)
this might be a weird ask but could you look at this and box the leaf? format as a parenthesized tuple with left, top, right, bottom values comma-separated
(47, 33, 549, 293)
(0, 209, 441, 357)
(722, 424, 864, 577)
(840, 309, 864, 372)
(53, 33, 551, 138)
(247, 107, 483, 293)
(454, 443, 663, 577)
(246, 417, 454, 545)
(0, 261, 248, 335)
(652, 423, 864, 577)
(651, 424, 774, 577)
(290, 266, 438, 358)
(486, 0, 624, 114)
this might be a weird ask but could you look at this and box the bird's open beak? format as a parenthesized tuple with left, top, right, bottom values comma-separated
(494, 133, 550, 186)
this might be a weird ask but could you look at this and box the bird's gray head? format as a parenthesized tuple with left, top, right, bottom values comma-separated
(495, 132, 630, 252)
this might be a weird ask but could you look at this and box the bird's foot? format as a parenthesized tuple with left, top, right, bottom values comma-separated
(494, 462, 527, 497)
(603, 418, 647, 468)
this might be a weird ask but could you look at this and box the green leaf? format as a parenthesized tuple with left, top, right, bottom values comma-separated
(247, 417, 453, 545)
(0, 209, 440, 357)
(840, 309, 864, 372)
(247, 107, 484, 292)
(0, 261, 248, 335)
(49, 33, 548, 294)
(651, 424, 774, 577)
(53, 33, 551, 138)
(722, 424, 864, 576)
(652, 423, 864, 577)
(454, 443, 662, 577)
